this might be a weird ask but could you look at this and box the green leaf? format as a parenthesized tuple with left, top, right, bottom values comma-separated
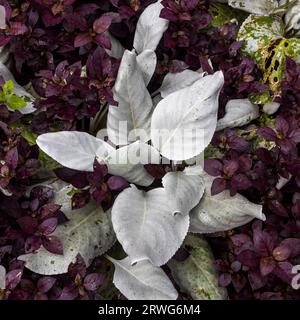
(204, 144, 223, 160)
(0, 91, 5, 102)
(39, 150, 61, 170)
(249, 90, 273, 104)
(3, 80, 14, 96)
(209, 3, 248, 28)
(168, 235, 228, 300)
(237, 14, 300, 97)
(21, 126, 37, 146)
(66, 187, 81, 197)
(6, 94, 27, 110)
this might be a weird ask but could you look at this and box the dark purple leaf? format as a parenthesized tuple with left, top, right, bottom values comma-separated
(253, 228, 274, 256)
(83, 273, 105, 291)
(248, 271, 266, 290)
(39, 203, 61, 220)
(68, 254, 87, 278)
(42, 236, 63, 255)
(237, 250, 259, 268)
(5, 147, 18, 170)
(257, 128, 277, 141)
(58, 284, 78, 300)
(107, 176, 128, 191)
(17, 216, 38, 235)
(38, 217, 58, 235)
(37, 277, 56, 293)
(6, 269, 23, 290)
(74, 33, 92, 48)
(93, 16, 112, 34)
(211, 178, 227, 195)
(273, 262, 293, 284)
(25, 235, 42, 253)
(204, 159, 222, 176)
(260, 257, 276, 276)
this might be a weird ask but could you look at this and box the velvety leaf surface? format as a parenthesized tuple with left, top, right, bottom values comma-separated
(111, 185, 189, 266)
(107, 50, 153, 145)
(151, 71, 224, 161)
(216, 99, 260, 131)
(168, 235, 228, 300)
(190, 174, 265, 233)
(133, 0, 169, 54)
(162, 170, 205, 216)
(157, 69, 204, 98)
(108, 256, 178, 300)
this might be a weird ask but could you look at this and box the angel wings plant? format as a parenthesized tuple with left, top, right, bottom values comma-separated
(18, 0, 266, 300)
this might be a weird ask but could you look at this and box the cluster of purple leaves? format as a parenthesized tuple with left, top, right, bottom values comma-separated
(0, 0, 157, 133)
(55, 160, 128, 210)
(3, 254, 106, 300)
(0, 181, 109, 300)
(0, 117, 38, 197)
(205, 58, 300, 299)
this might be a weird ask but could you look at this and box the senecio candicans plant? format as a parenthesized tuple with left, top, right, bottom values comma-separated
(26, 0, 266, 300)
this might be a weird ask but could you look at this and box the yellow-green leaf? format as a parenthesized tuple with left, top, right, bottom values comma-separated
(3, 80, 14, 96)
(21, 126, 37, 146)
(237, 14, 300, 97)
(7, 94, 27, 110)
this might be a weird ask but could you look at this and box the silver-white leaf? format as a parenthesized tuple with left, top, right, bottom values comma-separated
(108, 141, 160, 187)
(0, 62, 36, 114)
(111, 185, 190, 266)
(0, 265, 5, 289)
(37, 132, 156, 187)
(151, 71, 224, 161)
(136, 49, 157, 86)
(216, 99, 259, 131)
(189, 174, 266, 233)
(107, 50, 153, 145)
(158, 69, 204, 98)
(228, 0, 279, 15)
(37, 131, 112, 172)
(263, 102, 280, 115)
(162, 170, 205, 216)
(133, 0, 169, 54)
(107, 256, 178, 300)
(19, 194, 115, 275)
